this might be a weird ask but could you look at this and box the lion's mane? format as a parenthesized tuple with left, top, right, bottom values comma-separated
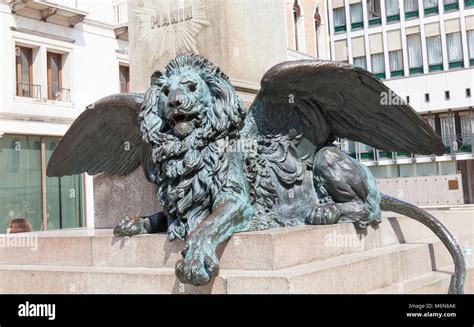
(139, 53, 246, 240)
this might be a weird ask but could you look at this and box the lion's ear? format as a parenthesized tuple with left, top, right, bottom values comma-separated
(150, 71, 163, 86)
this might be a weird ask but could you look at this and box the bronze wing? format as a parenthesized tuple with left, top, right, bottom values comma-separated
(46, 93, 154, 179)
(249, 60, 443, 156)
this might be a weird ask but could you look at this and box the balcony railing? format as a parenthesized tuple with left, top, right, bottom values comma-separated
(441, 134, 473, 154)
(48, 86, 71, 102)
(113, 0, 128, 25)
(340, 133, 474, 163)
(16, 82, 41, 99)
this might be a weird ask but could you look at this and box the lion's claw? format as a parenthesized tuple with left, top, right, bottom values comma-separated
(113, 216, 151, 236)
(175, 249, 219, 286)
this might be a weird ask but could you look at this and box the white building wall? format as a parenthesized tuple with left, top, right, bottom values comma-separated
(0, 0, 129, 228)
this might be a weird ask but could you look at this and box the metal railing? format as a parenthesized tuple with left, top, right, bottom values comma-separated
(48, 86, 71, 102)
(339, 133, 474, 163)
(441, 133, 473, 154)
(16, 82, 41, 99)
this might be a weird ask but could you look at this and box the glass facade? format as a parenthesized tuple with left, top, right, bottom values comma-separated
(0, 135, 84, 233)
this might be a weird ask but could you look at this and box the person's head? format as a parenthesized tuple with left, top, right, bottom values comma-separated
(7, 218, 32, 234)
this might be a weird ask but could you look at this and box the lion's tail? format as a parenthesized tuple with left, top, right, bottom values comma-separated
(380, 194, 466, 294)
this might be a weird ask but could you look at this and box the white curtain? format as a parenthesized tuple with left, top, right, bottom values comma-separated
(353, 56, 367, 69)
(444, 0, 457, 4)
(446, 32, 463, 62)
(385, 0, 399, 15)
(404, 0, 418, 11)
(407, 34, 423, 68)
(350, 3, 363, 23)
(460, 116, 472, 145)
(426, 36, 443, 64)
(371, 53, 385, 73)
(424, 0, 438, 7)
(389, 50, 403, 71)
(440, 116, 455, 146)
(467, 30, 474, 59)
(333, 7, 346, 27)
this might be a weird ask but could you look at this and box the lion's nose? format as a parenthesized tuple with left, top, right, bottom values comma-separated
(167, 89, 185, 109)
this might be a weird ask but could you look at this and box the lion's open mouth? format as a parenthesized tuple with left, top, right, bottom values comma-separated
(168, 112, 199, 138)
(168, 113, 198, 126)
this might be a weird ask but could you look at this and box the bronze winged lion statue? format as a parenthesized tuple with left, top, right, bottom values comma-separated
(47, 53, 465, 293)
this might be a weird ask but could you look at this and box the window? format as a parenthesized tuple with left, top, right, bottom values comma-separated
(440, 115, 455, 147)
(293, 1, 301, 50)
(424, 0, 439, 15)
(353, 56, 367, 69)
(368, 0, 381, 18)
(425, 93, 430, 102)
(0, 135, 84, 232)
(467, 30, 474, 64)
(47, 52, 63, 101)
(424, 0, 438, 7)
(333, 6, 346, 33)
(467, 88, 472, 97)
(423, 113, 436, 130)
(385, 0, 400, 21)
(15, 46, 38, 98)
(446, 32, 463, 68)
(445, 90, 450, 100)
(350, 3, 363, 29)
(389, 50, 403, 73)
(314, 6, 321, 57)
(426, 36, 443, 69)
(368, 0, 382, 25)
(407, 34, 423, 73)
(460, 115, 472, 145)
(444, 0, 459, 11)
(404, 0, 419, 18)
(371, 53, 385, 75)
(119, 65, 130, 93)
(406, 96, 410, 104)
(334, 7, 346, 33)
(292, 1, 306, 52)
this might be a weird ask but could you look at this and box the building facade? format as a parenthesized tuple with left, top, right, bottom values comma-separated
(326, 0, 474, 204)
(0, 0, 129, 232)
(285, 0, 331, 60)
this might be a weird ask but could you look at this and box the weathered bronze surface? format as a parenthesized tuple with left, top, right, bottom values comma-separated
(47, 54, 465, 293)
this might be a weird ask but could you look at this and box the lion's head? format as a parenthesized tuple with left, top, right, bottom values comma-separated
(139, 53, 246, 148)
(138, 54, 247, 240)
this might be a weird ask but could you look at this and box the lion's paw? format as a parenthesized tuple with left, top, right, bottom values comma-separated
(113, 216, 151, 236)
(175, 245, 219, 286)
(305, 203, 340, 225)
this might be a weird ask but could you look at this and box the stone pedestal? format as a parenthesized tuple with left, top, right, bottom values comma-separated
(93, 0, 289, 229)
(128, 0, 288, 95)
(1, 210, 473, 293)
(93, 168, 161, 229)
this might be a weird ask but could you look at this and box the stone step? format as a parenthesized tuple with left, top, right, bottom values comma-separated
(1, 210, 472, 271)
(368, 264, 474, 294)
(221, 233, 474, 294)
(1, 233, 472, 294)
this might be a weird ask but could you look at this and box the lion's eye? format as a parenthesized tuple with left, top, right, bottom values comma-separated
(188, 83, 196, 92)
(162, 87, 170, 96)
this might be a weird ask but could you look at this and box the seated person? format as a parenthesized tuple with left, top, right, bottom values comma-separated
(6, 218, 33, 234)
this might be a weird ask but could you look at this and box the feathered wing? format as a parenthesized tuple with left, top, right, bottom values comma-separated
(249, 60, 443, 156)
(46, 93, 154, 179)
